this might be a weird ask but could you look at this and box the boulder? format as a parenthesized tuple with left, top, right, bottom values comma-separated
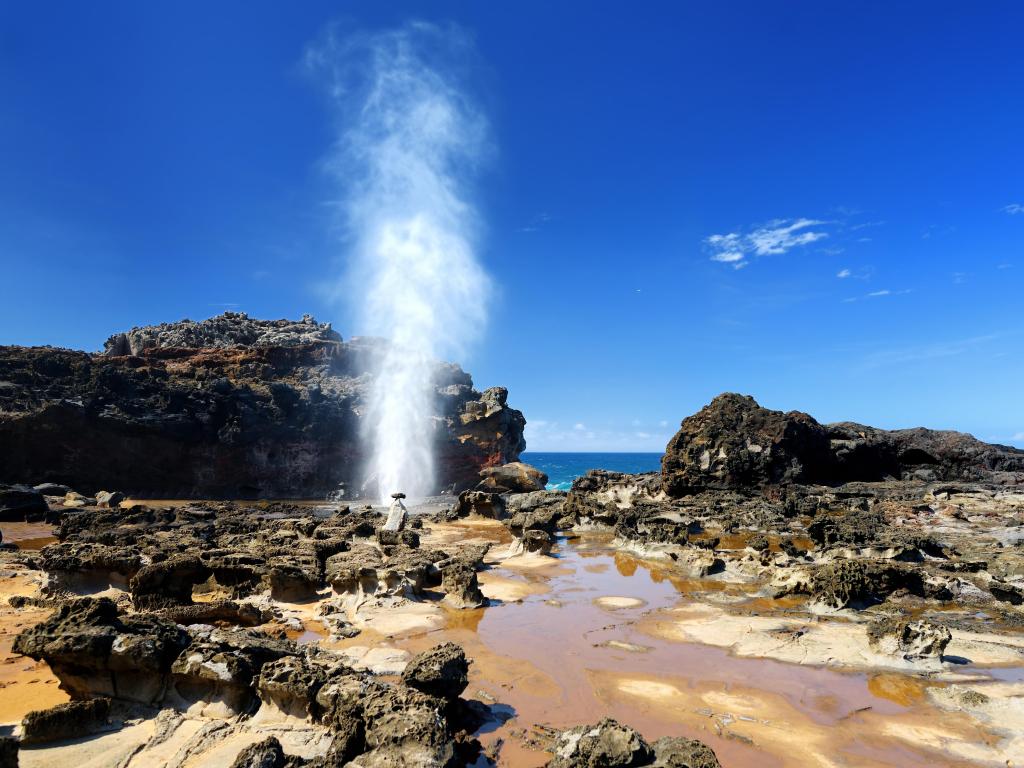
(13, 597, 190, 704)
(255, 655, 328, 719)
(662, 394, 831, 496)
(359, 686, 455, 768)
(0, 484, 49, 521)
(0, 736, 16, 768)
(401, 643, 469, 700)
(651, 736, 721, 768)
(228, 737, 289, 768)
(33, 482, 74, 496)
(441, 562, 486, 609)
(62, 491, 96, 508)
(95, 490, 125, 508)
(20, 698, 111, 745)
(130, 555, 211, 610)
(548, 718, 652, 767)
(477, 462, 548, 493)
(450, 490, 506, 519)
(867, 617, 951, 660)
(810, 560, 927, 609)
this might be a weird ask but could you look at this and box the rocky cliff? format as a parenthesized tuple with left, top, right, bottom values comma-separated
(662, 393, 1024, 495)
(0, 313, 526, 498)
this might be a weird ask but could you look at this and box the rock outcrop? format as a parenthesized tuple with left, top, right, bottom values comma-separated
(0, 313, 526, 498)
(662, 393, 1024, 495)
(476, 461, 548, 493)
(547, 718, 720, 768)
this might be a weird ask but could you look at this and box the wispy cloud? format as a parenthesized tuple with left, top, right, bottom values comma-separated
(837, 268, 851, 278)
(857, 332, 1004, 368)
(705, 218, 828, 270)
(844, 288, 913, 303)
(517, 212, 552, 233)
(525, 419, 674, 451)
(1001, 203, 1024, 215)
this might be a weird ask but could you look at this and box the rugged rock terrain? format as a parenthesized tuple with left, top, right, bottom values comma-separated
(662, 393, 1024, 495)
(0, 313, 526, 498)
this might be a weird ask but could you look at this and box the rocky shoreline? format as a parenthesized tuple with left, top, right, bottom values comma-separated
(0, 313, 526, 499)
(1, 352, 1023, 764)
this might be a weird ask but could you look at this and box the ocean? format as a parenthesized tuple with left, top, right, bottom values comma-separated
(520, 452, 663, 491)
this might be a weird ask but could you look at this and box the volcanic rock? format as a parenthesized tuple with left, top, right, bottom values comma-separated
(476, 461, 548, 493)
(547, 719, 721, 768)
(662, 393, 1024, 496)
(13, 597, 190, 703)
(866, 617, 951, 660)
(0, 313, 526, 498)
(20, 698, 111, 745)
(401, 642, 469, 700)
(228, 737, 290, 768)
(0, 484, 49, 521)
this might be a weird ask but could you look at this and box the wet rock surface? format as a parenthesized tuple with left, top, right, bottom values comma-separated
(3, 392, 1024, 766)
(0, 313, 526, 498)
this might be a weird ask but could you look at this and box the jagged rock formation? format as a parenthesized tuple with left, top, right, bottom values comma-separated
(662, 393, 1024, 495)
(0, 313, 526, 498)
(547, 718, 721, 768)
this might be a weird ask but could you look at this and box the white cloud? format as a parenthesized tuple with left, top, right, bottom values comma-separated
(1013, 432, 1024, 441)
(837, 268, 851, 278)
(1002, 203, 1024, 215)
(524, 418, 674, 452)
(867, 289, 891, 297)
(705, 218, 827, 269)
(658, 420, 669, 428)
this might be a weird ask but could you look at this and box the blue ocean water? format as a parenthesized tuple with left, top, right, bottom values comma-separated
(521, 452, 663, 491)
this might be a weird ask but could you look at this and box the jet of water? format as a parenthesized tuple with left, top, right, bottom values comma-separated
(309, 22, 491, 503)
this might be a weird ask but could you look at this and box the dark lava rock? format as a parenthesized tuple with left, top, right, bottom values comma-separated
(651, 736, 722, 768)
(0, 484, 49, 521)
(810, 560, 928, 609)
(153, 600, 269, 627)
(33, 482, 74, 496)
(662, 393, 1024, 496)
(228, 736, 290, 768)
(20, 698, 111, 745)
(13, 597, 190, 703)
(476, 461, 548, 493)
(662, 393, 832, 496)
(256, 655, 328, 719)
(547, 718, 653, 767)
(450, 490, 506, 520)
(0, 736, 16, 768)
(0, 313, 526, 498)
(130, 555, 211, 610)
(441, 561, 487, 609)
(547, 719, 721, 768)
(866, 617, 951, 660)
(360, 685, 457, 767)
(989, 581, 1024, 605)
(401, 642, 470, 700)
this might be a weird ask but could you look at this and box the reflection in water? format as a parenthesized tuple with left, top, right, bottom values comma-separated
(413, 528, 1011, 768)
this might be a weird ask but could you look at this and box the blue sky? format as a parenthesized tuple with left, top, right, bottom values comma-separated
(2, 2, 1022, 450)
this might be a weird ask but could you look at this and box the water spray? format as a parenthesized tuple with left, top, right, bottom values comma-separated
(310, 23, 491, 504)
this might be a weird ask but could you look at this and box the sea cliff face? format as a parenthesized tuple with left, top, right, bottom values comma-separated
(0, 313, 526, 498)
